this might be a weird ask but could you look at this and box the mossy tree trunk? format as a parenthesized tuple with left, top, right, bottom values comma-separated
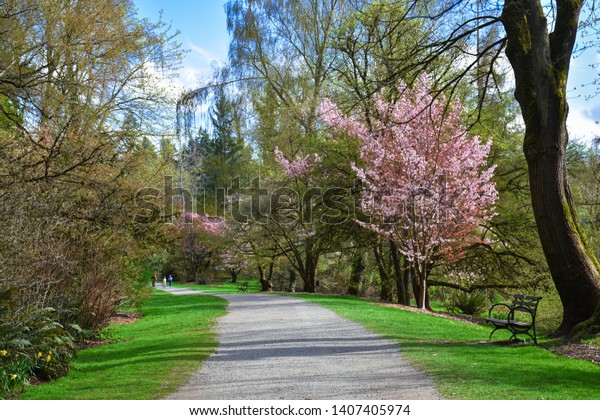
(501, 0, 600, 336)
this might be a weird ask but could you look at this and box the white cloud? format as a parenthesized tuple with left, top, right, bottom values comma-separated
(179, 66, 204, 91)
(188, 41, 219, 64)
(567, 105, 600, 142)
(167, 40, 227, 91)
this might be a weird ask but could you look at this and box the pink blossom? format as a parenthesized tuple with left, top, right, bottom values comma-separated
(321, 74, 498, 265)
(274, 146, 321, 177)
(181, 212, 228, 236)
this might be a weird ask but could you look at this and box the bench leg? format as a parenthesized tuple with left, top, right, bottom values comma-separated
(488, 327, 502, 342)
(526, 330, 537, 345)
(508, 330, 538, 345)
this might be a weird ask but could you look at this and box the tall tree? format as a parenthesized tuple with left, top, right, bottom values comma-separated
(0, 0, 181, 329)
(362, 0, 600, 335)
(322, 75, 498, 309)
(501, 0, 600, 335)
(225, 0, 354, 292)
(202, 87, 246, 192)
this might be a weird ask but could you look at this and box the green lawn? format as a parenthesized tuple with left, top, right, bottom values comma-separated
(173, 279, 262, 294)
(19, 287, 599, 400)
(21, 290, 227, 400)
(298, 294, 600, 400)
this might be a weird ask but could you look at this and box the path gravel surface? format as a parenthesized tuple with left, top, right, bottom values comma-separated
(162, 289, 441, 400)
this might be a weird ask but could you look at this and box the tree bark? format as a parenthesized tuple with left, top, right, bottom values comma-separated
(304, 255, 318, 293)
(373, 245, 392, 301)
(257, 263, 273, 292)
(417, 265, 426, 310)
(413, 262, 433, 310)
(229, 268, 238, 283)
(501, 0, 600, 335)
(348, 251, 365, 296)
(302, 239, 319, 293)
(390, 240, 409, 305)
(402, 258, 411, 304)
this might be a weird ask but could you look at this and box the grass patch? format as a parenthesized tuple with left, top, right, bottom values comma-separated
(298, 294, 600, 400)
(21, 290, 227, 400)
(173, 279, 261, 294)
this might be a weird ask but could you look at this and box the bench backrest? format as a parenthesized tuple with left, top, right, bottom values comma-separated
(511, 294, 542, 319)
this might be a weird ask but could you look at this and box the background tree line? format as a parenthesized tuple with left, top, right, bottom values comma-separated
(174, 0, 600, 338)
(0, 0, 182, 395)
(3, 0, 600, 397)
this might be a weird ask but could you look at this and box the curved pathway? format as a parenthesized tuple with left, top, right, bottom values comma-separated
(163, 290, 441, 400)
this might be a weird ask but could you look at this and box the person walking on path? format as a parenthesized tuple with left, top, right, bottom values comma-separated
(152, 273, 157, 287)
(168, 274, 173, 287)
(163, 276, 167, 288)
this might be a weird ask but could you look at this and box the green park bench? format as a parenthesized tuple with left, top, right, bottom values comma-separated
(485, 294, 542, 345)
(237, 281, 250, 293)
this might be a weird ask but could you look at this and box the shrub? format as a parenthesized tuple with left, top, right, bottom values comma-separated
(446, 290, 488, 316)
(0, 303, 75, 398)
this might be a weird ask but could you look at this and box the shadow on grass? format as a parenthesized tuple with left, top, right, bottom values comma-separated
(21, 292, 228, 400)
(404, 340, 600, 399)
(299, 293, 600, 399)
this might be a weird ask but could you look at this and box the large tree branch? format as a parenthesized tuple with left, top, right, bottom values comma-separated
(550, 0, 583, 76)
(427, 279, 517, 292)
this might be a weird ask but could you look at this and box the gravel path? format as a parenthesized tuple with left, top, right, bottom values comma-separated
(163, 290, 441, 400)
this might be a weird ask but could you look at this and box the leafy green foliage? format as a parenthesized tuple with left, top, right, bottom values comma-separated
(0, 0, 181, 340)
(21, 291, 227, 400)
(301, 294, 600, 399)
(0, 290, 75, 398)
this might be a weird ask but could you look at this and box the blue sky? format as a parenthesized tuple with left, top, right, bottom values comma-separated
(134, 0, 600, 141)
(134, 0, 230, 89)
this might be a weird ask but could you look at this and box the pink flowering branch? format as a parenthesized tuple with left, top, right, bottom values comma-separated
(181, 212, 228, 236)
(274, 146, 321, 177)
(321, 74, 498, 309)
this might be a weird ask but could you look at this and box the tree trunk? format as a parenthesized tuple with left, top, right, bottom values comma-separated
(411, 269, 420, 309)
(502, 0, 600, 335)
(302, 239, 319, 293)
(288, 268, 297, 292)
(258, 263, 273, 292)
(304, 255, 318, 293)
(526, 136, 600, 334)
(390, 240, 409, 305)
(419, 271, 426, 310)
(402, 259, 411, 304)
(413, 262, 433, 310)
(373, 245, 392, 301)
(229, 268, 238, 283)
(348, 251, 365, 296)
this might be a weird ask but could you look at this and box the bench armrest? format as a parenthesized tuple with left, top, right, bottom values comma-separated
(508, 305, 535, 323)
(488, 303, 511, 318)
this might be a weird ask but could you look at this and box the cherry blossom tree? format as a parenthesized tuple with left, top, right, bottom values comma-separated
(321, 75, 498, 309)
(175, 213, 230, 283)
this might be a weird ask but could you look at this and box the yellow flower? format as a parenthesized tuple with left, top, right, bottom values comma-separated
(9, 374, 17, 380)
(48, 351, 53, 355)
(37, 352, 43, 358)
(0, 350, 7, 357)
(46, 355, 52, 362)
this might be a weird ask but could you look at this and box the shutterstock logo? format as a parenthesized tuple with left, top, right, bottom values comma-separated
(133, 176, 359, 225)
